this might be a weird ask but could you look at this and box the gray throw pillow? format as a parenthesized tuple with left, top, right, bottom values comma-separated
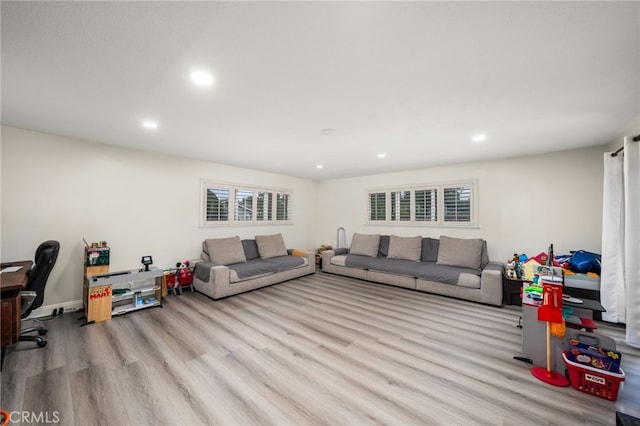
(481, 240, 489, 268)
(377, 235, 390, 257)
(421, 237, 440, 262)
(201, 240, 210, 262)
(242, 239, 260, 260)
(349, 233, 380, 257)
(387, 235, 422, 262)
(436, 236, 484, 270)
(205, 236, 247, 265)
(255, 233, 288, 259)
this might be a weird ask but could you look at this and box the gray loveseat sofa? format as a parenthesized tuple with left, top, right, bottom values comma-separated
(322, 233, 503, 306)
(193, 234, 315, 299)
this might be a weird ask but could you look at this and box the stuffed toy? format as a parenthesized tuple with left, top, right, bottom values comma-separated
(176, 261, 193, 287)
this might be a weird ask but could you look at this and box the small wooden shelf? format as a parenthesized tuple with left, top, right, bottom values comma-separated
(112, 299, 161, 316)
(112, 286, 161, 303)
(83, 267, 163, 323)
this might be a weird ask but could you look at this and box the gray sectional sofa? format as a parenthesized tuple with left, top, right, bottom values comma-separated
(321, 233, 503, 306)
(193, 234, 315, 299)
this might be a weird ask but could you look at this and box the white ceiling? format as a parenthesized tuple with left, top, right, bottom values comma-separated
(2, 1, 639, 180)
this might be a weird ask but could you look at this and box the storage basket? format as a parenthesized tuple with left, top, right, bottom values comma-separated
(165, 273, 177, 289)
(562, 351, 625, 401)
(178, 269, 193, 286)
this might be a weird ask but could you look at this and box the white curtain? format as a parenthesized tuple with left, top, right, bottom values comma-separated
(601, 137, 640, 348)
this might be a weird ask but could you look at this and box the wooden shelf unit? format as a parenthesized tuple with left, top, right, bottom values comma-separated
(82, 247, 164, 323)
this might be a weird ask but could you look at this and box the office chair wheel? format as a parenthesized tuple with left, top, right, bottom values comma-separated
(38, 329, 48, 336)
(37, 340, 47, 348)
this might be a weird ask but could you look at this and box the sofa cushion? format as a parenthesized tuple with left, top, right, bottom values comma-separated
(345, 255, 424, 275)
(205, 236, 247, 265)
(421, 237, 440, 262)
(342, 254, 481, 286)
(387, 235, 422, 262)
(227, 255, 307, 283)
(414, 262, 481, 286)
(436, 236, 484, 270)
(349, 233, 380, 257)
(481, 240, 489, 269)
(256, 233, 288, 259)
(227, 259, 276, 283)
(242, 239, 260, 260)
(201, 241, 210, 262)
(377, 235, 390, 257)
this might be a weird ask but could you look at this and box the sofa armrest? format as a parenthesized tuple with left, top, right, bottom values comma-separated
(321, 249, 338, 273)
(302, 250, 315, 269)
(321, 249, 335, 261)
(480, 262, 503, 306)
(192, 261, 231, 299)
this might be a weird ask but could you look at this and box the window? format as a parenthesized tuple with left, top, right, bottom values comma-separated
(206, 188, 229, 222)
(443, 186, 471, 223)
(201, 180, 292, 226)
(368, 192, 386, 221)
(234, 189, 253, 221)
(276, 193, 290, 221)
(391, 191, 411, 221)
(366, 181, 476, 227)
(415, 188, 437, 222)
(256, 191, 273, 221)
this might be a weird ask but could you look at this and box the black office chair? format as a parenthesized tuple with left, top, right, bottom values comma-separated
(19, 240, 60, 348)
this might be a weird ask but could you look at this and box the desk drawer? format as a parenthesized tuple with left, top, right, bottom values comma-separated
(1, 296, 21, 347)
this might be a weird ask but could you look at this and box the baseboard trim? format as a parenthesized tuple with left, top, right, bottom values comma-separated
(27, 300, 83, 319)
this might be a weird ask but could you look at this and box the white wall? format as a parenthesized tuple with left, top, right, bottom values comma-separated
(1, 126, 317, 308)
(315, 145, 607, 263)
(0, 125, 612, 309)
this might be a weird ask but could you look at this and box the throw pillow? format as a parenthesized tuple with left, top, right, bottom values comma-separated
(436, 236, 484, 270)
(241, 239, 260, 261)
(481, 240, 489, 269)
(205, 236, 247, 265)
(201, 240, 210, 262)
(377, 235, 390, 257)
(256, 233, 288, 259)
(421, 237, 440, 262)
(387, 235, 422, 262)
(349, 233, 380, 257)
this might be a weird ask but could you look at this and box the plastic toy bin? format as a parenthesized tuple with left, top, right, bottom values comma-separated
(562, 352, 625, 401)
(165, 273, 177, 289)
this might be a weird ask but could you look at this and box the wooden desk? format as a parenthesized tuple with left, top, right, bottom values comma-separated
(1, 260, 32, 366)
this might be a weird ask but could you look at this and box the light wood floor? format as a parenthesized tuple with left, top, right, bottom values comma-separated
(2, 272, 638, 425)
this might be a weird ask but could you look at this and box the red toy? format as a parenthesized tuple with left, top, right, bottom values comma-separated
(176, 261, 194, 293)
(531, 283, 570, 387)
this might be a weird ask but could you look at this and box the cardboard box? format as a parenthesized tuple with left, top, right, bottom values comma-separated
(566, 338, 622, 372)
(86, 247, 110, 266)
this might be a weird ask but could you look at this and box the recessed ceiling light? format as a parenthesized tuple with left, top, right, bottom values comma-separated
(472, 134, 487, 143)
(377, 153, 386, 158)
(316, 164, 324, 169)
(142, 120, 158, 129)
(190, 70, 214, 86)
(321, 128, 334, 135)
